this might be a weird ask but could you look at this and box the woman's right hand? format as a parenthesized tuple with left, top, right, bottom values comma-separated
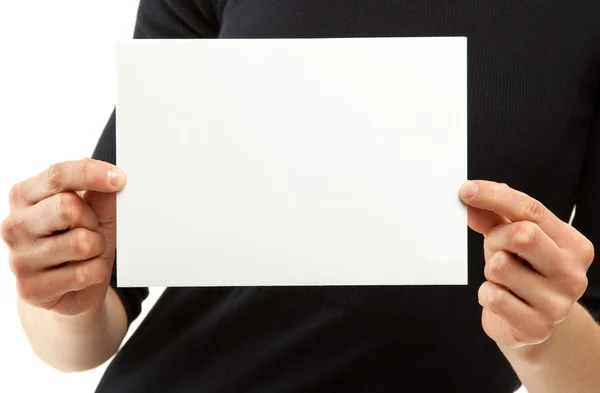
(1, 159, 127, 316)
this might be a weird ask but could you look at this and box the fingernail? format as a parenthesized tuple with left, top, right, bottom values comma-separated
(459, 181, 478, 199)
(107, 169, 126, 187)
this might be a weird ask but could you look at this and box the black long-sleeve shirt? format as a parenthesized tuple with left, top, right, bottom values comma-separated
(92, 1, 600, 392)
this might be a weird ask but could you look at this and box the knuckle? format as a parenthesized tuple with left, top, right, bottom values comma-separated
(482, 237, 493, 254)
(580, 239, 595, 265)
(8, 183, 23, 206)
(75, 260, 108, 286)
(477, 284, 487, 302)
(71, 229, 94, 258)
(574, 275, 589, 297)
(487, 252, 510, 280)
(493, 183, 508, 204)
(511, 221, 538, 247)
(8, 253, 28, 278)
(523, 199, 545, 222)
(566, 272, 588, 298)
(16, 279, 37, 302)
(74, 264, 90, 286)
(47, 163, 64, 192)
(545, 298, 572, 324)
(57, 193, 78, 224)
(83, 158, 95, 185)
(487, 289, 505, 311)
(0, 217, 17, 246)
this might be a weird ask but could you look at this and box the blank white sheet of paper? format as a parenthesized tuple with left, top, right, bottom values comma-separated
(116, 37, 468, 287)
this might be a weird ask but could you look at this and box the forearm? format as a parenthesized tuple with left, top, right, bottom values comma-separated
(502, 303, 600, 393)
(17, 287, 128, 373)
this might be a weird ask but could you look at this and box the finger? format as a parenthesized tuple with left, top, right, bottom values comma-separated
(484, 250, 571, 324)
(467, 205, 510, 236)
(2, 193, 99, 248)
(12, 159, 126, 207)
(13, 228, 106, 272)
(16, 257, 111, 309)
(485, 221, 563, 277)
(459, 180, 574, 246)
(1, 214, 28, 249)
(83, 191, 116, 224)
(22, 192, 99, 237)
(479, 281, 552, 345)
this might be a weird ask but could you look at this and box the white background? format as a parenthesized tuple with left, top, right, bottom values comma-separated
(0, 1, 164, 392)
(0, 1, 524, 392)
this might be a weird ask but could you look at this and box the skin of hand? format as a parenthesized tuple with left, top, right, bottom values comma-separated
(458, 180, 595, 349)
(0, 159, 127, 316)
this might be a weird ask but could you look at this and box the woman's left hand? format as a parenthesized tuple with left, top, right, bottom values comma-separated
(459, 180, 595, 348)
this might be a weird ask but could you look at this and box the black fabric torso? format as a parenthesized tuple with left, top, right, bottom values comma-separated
(92, 1, 600, 392)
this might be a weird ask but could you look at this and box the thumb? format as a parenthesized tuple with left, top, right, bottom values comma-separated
(84, 191, 117, 224)
(83, 191, 118, 258)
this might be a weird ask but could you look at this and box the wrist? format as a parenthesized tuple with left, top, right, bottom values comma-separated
(48, 294, 109, 333)
(500, 303, 599, 366)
